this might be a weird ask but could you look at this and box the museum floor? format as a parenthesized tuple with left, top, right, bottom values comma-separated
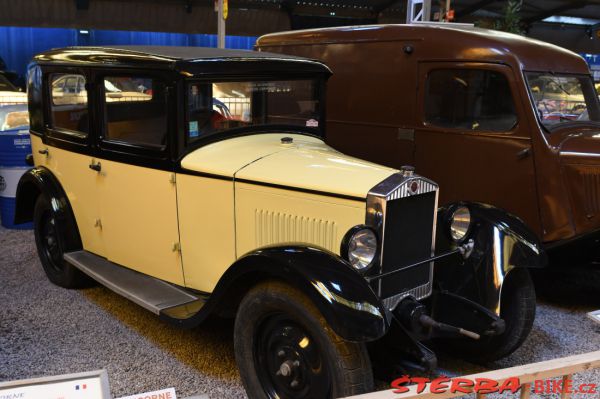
(1, 226, 599, 398)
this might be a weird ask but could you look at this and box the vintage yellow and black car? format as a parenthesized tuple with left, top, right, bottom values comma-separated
(15, 46, 545, 398)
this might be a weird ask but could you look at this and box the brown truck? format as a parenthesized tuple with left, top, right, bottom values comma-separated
(256, 23, 600, 261)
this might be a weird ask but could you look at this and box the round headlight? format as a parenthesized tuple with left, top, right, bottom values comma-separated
(342, 226, 378, 272)
(450, 206, 471, 242)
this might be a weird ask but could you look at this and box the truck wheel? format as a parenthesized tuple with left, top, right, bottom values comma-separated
(459, 268, 536, 363)
(33, 195, 90, 288)
(234, 280, 374, 399)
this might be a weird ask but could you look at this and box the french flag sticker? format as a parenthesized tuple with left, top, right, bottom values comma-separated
(75, 384, 87, 390)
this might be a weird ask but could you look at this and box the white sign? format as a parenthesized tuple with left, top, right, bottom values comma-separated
(117, 387, 177, 399)
(0, 370, 110, 399)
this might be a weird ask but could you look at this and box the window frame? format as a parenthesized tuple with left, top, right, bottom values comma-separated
(181, 75, 327, 151)
(419, 63, 523, 137)
(44, 68, 92, 148)
(96, 69, 174, 162)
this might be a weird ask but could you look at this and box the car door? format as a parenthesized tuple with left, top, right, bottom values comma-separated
(95, 72, 184, 285)
(40, 69, 106, 257)
(414, 63, 541, 233)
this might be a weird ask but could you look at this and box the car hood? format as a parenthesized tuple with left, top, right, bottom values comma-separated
(553, 126, 600, 235)
(555, 127, 600, 163)
(180, 133, 397, 199)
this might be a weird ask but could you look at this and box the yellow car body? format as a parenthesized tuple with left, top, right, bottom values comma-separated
(14, 46, 544, 398)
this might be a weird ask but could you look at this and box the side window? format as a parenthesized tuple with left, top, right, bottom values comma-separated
(425, 69, 517, 132)
(50, 73, 89, 136)
(103, 76, 167, 149)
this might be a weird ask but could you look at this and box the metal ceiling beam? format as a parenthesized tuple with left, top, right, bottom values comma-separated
(523, 1, 589, 24)
(455, 0, 496, 19)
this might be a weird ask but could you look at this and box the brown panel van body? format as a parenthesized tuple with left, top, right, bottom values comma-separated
(257, 24, 600, 251)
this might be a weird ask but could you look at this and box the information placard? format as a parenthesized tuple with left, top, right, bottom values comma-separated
(0, 370, 110, 399)
(117, 387, 176, 399)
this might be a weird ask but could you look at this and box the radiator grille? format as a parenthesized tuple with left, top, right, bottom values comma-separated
(366, 174, 439, 310)
(582, 172, 600, 215)
(379, 191, 437, 299)
(386, 179, 438, 201)
(255, 209, 338, 252)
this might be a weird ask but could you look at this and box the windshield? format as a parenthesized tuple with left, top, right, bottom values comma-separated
(185, 79, 322, 143)
(526, 72, 600, 129)
(0, 74, 17, 92)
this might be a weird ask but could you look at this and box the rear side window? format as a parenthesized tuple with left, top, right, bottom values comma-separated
(103, 76, 167, 149)
(425, 69, 517, 132)
(50, 73, 89, 136)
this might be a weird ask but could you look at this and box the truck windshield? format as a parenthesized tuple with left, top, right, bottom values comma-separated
(185, 79, 322, 143)
(526, 72, 600, 129)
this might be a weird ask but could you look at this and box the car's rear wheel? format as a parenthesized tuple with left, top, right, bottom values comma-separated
(33, 195, 90, 288)
(234, 280, 373, 399)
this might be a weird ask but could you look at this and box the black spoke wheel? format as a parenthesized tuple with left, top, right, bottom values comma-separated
(234, 280, 373, 399)
(33, 195, 90, 288)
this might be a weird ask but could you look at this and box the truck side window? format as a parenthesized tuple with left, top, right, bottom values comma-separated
(425, 69, 517, 132)
(103, 76, 167, 149)
(50, 73, 89, 136)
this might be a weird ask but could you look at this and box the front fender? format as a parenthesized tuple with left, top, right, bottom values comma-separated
(433, 202, 546, 315)
(174, 246, 390, 342)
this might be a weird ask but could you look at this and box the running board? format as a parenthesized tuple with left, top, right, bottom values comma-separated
(64, 250, 205, 319)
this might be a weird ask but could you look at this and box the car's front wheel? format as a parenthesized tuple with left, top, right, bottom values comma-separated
(450, 268, 536, 363)
(33, 195, 90, 288)
(234, 280, 374, 399)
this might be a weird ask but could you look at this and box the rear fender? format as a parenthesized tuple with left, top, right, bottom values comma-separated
(14, 166, 81, 250)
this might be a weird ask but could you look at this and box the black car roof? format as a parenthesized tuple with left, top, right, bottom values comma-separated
(33, 46, 331, 77)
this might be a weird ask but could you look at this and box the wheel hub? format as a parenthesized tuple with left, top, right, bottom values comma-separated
(39, 213, 64, 272)
(255, 314, 331, 398)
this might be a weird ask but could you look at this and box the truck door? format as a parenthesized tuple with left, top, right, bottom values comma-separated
(414, 62, 541, 234)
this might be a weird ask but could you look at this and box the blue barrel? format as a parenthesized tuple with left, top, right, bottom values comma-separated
(0, 103, 32, 229)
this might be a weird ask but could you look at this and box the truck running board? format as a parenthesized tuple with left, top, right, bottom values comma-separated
(64, 250, 206, 319)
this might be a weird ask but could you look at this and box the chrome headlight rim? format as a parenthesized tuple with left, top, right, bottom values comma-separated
(340, 225, 379, 273)
(447, 205, 472, 243)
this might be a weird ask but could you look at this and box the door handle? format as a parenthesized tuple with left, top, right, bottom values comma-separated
(89, 161, 102, 172)
(38, 149, 48, 155)
(516, 147, 531, 160)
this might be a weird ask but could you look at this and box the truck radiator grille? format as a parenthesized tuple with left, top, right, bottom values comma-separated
(254, 209, 338, 252)
(582, 172, 600, 215)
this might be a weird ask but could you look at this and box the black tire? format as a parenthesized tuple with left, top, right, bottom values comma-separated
(457, 268, 536, 363)
(33, 195, 90, 288)
(234, 280, 374, 399)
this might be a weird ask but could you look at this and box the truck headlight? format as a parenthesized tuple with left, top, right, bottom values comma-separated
(341, 226, 378, 272)
(449, 206, 471, 242)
